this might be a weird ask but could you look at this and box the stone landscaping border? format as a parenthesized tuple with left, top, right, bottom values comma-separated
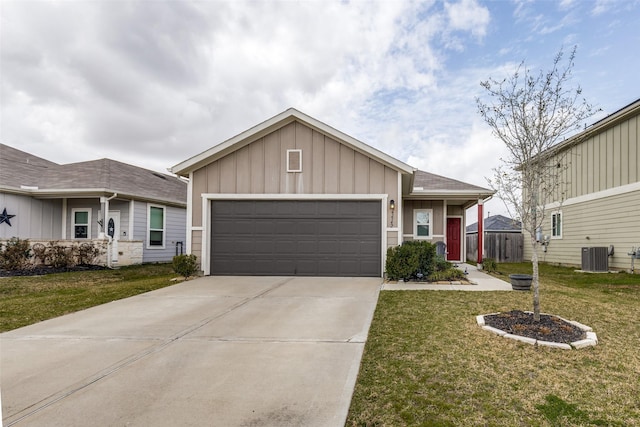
(476, 312, 598, 350)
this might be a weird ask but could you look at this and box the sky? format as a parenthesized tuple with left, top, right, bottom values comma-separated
(2, 0, 640, 221)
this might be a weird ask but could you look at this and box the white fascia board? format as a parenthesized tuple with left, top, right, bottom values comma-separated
(170, 108, 416, 177)
(202, 193, 388, 200)
(408, 190, 495, 199)
(17, 187, 186, 208)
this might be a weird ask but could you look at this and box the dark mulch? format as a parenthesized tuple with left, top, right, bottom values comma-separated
(0, 265, 108, 277)
(484, 310, 586, 343)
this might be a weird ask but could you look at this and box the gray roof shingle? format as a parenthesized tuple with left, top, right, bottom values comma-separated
(413, 169, 492, 193)
(1, 144, 186, 205)
(466, 214, 521, 233)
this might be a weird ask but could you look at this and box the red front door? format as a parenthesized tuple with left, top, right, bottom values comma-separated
(446, 218, 461, 261)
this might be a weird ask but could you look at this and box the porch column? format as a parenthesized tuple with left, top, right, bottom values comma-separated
(477, 198, 484, 266)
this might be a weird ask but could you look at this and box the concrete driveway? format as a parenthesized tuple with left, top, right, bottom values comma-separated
(1, 276, 381, 426)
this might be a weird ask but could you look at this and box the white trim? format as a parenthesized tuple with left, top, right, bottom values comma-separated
(413, 209, 433, 240)
(397, 172, 403, 242)
(61, 198, 67, 239)
(191, 226, 204, 231)
(442, 200, 447, 245)
(286, 149, 303, 172)
(186, 172, 193, 254)
(146, 204, 166, 249)
(128, 200, 134, 241)
(544, 181, 640, 210)
(201, 193, 388, 201)
(201, 194, 388, 277)
(551, 210, 562, 239)
(71, 208, 91, 240)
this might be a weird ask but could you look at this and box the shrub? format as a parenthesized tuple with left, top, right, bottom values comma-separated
(0, 238, 32, 270)
(482, 257, 498, 273)
(31, 243, 48, 265)
(428, 268, 466, 281)
(47, 241, 75, 269)
(172, 254, 199, 278)
(434, 255, 452, 272)
(76, 242, 104, 265)
(385, 241, 437, 281)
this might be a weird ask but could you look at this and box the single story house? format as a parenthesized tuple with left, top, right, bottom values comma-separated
(523, 98, 640, 271)
(170, 108, 494, 277)
(466, 214, 523, 263)
(0, 143, 187, 266)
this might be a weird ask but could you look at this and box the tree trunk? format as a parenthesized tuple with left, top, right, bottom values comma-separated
(531, 236, 540, 322)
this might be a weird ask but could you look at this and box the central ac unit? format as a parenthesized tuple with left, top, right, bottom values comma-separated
(581, 247, 608, 272)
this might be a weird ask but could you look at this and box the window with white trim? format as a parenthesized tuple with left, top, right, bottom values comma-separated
(72, 209, 91, 239)
(148, 205, 165, 248)
(287, 149, 302, 172)
(414, 209, 433, 239)
(551, 211, 562, 238)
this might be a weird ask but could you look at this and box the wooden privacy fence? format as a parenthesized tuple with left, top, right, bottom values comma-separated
(466, 232, 523, 263)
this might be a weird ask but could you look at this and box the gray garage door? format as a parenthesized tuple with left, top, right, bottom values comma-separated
(210, 200, 381, 276)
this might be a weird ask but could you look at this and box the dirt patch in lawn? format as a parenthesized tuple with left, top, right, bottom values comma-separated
(483, 310, 586, 343)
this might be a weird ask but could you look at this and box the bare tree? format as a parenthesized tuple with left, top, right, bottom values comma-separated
(476, 46, 597, 321)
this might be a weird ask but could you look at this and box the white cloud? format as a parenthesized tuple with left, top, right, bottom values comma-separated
(445, 0, 490, 38)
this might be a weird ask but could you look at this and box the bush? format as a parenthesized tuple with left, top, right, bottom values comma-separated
(172, 254, 199, 278)
(0, 238, 32, 270)
(76, 242, 104, 265)
(428, 268, 466, 281)
(385, 241, 437, 281)
(434, 255, 452, 272)
(482, 257, 498, 273)
(47, 241, 75, 269)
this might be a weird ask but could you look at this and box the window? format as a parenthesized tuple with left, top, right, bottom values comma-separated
(414, 209, 432, 239)
(72, 209, 91, 239)
(287, 149, 302, 172)
(551, 211, 562, 238)
(148, 205, 165, 248)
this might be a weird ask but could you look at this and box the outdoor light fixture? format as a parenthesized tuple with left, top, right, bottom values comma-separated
(389, 200, 395, 227)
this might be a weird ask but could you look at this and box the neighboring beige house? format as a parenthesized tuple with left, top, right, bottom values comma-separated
(523, 98, 640, 271)
(171, 108, 493, 277)
(0, 144, 187, 266)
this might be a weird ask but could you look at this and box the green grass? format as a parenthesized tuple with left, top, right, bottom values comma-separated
(347, 262, 640, 426)
(0, 263, 178, 332)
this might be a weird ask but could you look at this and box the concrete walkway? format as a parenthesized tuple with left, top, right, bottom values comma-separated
(382, 263, 513, 291)
(1, 276, 381, 427)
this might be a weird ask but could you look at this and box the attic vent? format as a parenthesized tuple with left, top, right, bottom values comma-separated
(287, 149, 302, 173)
(152, 172, 168, 180)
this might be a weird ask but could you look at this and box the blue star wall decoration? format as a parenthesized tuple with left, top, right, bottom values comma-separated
(0, 208, 16, 226)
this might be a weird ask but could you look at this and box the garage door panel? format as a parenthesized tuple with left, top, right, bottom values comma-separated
(211, 200, 381, 276)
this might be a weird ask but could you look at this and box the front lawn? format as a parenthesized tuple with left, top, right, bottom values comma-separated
(347, 263, 640, 426)
(0, 263, 177, 332)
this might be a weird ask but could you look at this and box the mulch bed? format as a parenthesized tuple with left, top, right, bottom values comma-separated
(483, 310, 586, 343)
(0, 265, 108, 277)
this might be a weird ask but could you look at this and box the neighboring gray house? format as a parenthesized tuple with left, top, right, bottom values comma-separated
(466, 214, 523, 263)
(170, 108, 494, 277)
(0, 144, 187, 265)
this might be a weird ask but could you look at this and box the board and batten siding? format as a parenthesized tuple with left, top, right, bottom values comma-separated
(555, 113, 639, 201)
(524, 110, 640, 270)
(189, 121, 401, 263)
(0, 194, 62, 240)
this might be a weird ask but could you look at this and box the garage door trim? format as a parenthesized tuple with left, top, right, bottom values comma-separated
(200, 193, 390, 276)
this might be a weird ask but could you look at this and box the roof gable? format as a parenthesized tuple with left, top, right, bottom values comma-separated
(170, 108, 416, 177)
